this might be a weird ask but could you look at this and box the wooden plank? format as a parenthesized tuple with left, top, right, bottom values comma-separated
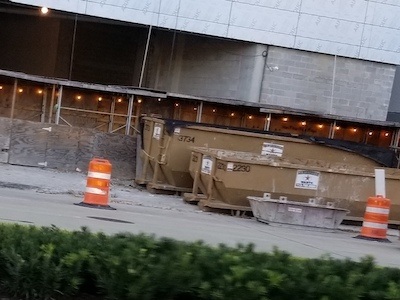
(45, 125, 81, 171)
(76, 128, 96, 173)
(93, 132, 136, 179)
(0, 117, 12, 163)
(8, 119, 47, 167)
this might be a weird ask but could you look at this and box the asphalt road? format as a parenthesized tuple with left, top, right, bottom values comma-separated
(1, 188, 400, 268)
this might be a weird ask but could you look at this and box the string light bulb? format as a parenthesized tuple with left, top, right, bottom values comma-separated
(40, 7, 49, 14)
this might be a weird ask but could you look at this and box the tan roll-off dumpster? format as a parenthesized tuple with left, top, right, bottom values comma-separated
(136, 117, 384, 193)
(189, 147, 400, 224)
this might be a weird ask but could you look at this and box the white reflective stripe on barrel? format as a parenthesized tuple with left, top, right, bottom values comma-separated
(365, 207, 389, 214)
(88, 171, 111, 180)
(85, 187, 107, 195)
(362, 221, 388, 230)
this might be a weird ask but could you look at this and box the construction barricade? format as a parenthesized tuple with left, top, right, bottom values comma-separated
(75, 158, 115, 210)
(356, 196, 391, 242)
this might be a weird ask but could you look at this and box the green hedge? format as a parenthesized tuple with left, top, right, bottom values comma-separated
(0, 224, 400, 300)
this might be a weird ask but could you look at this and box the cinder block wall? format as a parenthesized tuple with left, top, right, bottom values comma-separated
(0, 117, 136, 179)
(262, 47, 396, 121)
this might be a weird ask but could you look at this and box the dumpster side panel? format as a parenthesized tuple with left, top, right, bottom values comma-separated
(142, 117, 382, 192)
(198, 149, 400, 223)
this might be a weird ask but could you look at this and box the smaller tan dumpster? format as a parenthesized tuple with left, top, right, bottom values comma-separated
(248, 194, 349, 230)
(189, 147, 400, 224)
(136, 117, 384, 194)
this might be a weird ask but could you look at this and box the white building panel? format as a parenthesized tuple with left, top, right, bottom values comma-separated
(10, 0, 400, 65)
(365, 1, 400, 29)
(297, 15, 363, 46)
(236, 0, 301, 12)
(178, 0, 231, 25)
(294, 37, 360, 59)
(176, 17, 228, 37)
(228, 26, 294, 48)
(85, 1, 159, 26)
(231, 2, 298, 35)
(301, 0, 368, 23)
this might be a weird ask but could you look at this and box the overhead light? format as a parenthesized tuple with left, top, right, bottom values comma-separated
(212, 109, 216, 113)
(98, 97, 102, 101)
(282, 117, 288, 122)
(76, 95, 82, 100)
(352, 128, 357, 132)
(385, 132, 389, 137)
(301, 121, 306, 126)
(158, 98, 161, 102)
(117, 98, 122, 103)
(368, 131, 373, 136)
(40, 7, 49, 14)
(335, 126, 340, 130)
(18, 88, 23, 93)
(230, 112, 235, 117)
(318, 124, 323, 129)
(37, 89, 43, 94)
(0, 86, 3, 90)
(175, 103, 179, 107)
(137, 99, 142, 103)
(248, 115, 253, 119)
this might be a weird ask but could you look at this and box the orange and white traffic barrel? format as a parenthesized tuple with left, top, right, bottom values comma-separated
(355, 196, 390, 242)
(75, 158, 115, 210)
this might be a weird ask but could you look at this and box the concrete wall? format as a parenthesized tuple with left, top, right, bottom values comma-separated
(261, 47, 396, 121)
(0, 117, 136, 179)
(148, 33, 267, 102)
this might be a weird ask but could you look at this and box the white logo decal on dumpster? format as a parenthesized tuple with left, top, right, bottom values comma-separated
(153, 125, 162, 140)
(261, 142, 284, 157)
(174, 128, 181, 135)
(226, 162, 234, 171)
(201, 156, 213, 174)
(288, 207, 302, 213)
(294, 170, 320, 190)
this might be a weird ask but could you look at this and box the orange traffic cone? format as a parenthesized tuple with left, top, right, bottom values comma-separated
(355, 196, 390, 242)
(75, 158, 115, 210)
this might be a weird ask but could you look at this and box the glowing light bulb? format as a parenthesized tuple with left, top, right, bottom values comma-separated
(301, 121, 306, 126)
(98, 97, 102, 101)
(282, 117, 288, 122)
(137, 99, 142, 103)
(76, 95, 82, 100)
(18, 88, 23, 93)
(40, 7, 49, 14)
